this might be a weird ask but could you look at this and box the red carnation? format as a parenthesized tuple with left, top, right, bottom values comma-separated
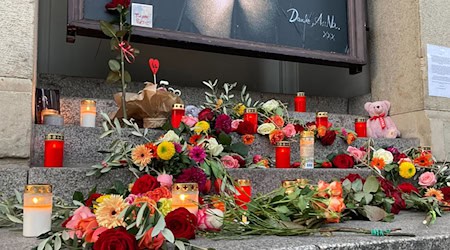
(131, 174, 160, 195)
(105, 0, 130, 9)
(332, 154, 354, 169)
(215, 114, 232, 134)
(198, 108, 214, 121)
(236, 121, 255, 135)
(320, 130, 337, 146)
(398, 182, 419, 194)
(165, 208, 197, 240)
(84, 193, 102, 207)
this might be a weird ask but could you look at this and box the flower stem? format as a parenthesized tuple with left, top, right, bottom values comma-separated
(119, 11, 127, 120)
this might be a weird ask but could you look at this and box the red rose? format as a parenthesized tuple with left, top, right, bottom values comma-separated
(231, 155, 246, 167)
(85, 193, 102, 207)
(390, 191, 406, 214)
(236, 121, 255, 135)
(341, 174, 365, 183)
(332, 154, 354, 169)
(398, 183, 419, 194)
(440, 187, 450, 202)
(321, 161, 333, 168)
(320, 130, 337, 146)
(165, 208, 197, 240)
(131, 174, 160, 195)
(93, 227, 138, 250)
(105, 0, 130, 9)
(198, 108, 214, 121)
(294, 124, 305, 134)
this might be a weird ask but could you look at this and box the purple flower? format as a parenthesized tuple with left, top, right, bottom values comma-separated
(174, 142, 183, 153)
(176, 167, 208, 193)
(189, 146, 207, 163)
(185, 105, 201, 117)
(214, 114, 232, 134)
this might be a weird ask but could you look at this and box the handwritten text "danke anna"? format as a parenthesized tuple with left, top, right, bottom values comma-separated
(287, 8, 341, 31)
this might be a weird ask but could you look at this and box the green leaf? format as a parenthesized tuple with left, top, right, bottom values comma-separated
(162, 228, 175, 243)
(354, 192, 365, 202)
(72, 191, 84, 203)
(229, 142, 248, 156)
(352, 179, 363, 192)
(106, 71, 120, 84)
(152, 215, 166, 237)
(113, 118, 122, 136)
(363, 205, 387, 221)
(384, 164, 396, 172)
(54, 236, 62, 250)
(364, 193, 373, 204)
(136, 204, 147, 227)
(174, 240, 186, 250)
(14, 190, 22, 204)
(363, 176, 380, 194)
(61, 231, 70, 241)
(100, 20, 116, 38)
(116, 30, 128, 38)
(275, 205, 290, 214)
(342, 179, 352, 191)
(37, 238, 49, 250)
(6, 214, 22, 224)
(218, 132, 232, 146)
(297, 196, 307, 211)
(108, 59, 121, 72)
(132, 131, 143, 137)
(124, 71, 132, 83)
(45, 244, 52, 250)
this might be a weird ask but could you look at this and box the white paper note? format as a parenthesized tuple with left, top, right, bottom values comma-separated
(131, 3, 153, 28)
(427, 44, 450, 98)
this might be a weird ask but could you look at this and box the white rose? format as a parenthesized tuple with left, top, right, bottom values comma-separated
(205, 208, 224, 229)
(161, 130, 180, 142)
(206, 138, 224, 156)
(262, 99, 279, 112)
(373, 149, 394, 165)
(257, 123, 276, 135)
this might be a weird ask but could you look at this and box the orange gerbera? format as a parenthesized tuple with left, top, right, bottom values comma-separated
(424, 188, 444, 201)
(145, 143, 158, 157)
(346, 133, 356, 145)
(371, 157, 386, 170)
(131, 145, 152, 167)
(414, 153, 433, 167)
(242, 134, 255, 145)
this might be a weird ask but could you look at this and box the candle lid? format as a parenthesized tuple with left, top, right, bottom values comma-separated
(300, 131, 315, 137)
(45, 133, 64, 141)
(355, 117, 367, 122)
(41, 109, 59, 115)
(44, 113, 63, 118)
(236, 179, 251, 186)
(25, 184, 52, 194)
(172, 103, 185, 110)
(296, 92, 305, 97)
(316, 112, 328, 117)
(419, 146, 432, 151)
(245, 108, 257, 114)
(282, 180, 297, 188)
(276, 141, 291, 147)
(172, 183, 198, 192)
(81, 100, 96, 105)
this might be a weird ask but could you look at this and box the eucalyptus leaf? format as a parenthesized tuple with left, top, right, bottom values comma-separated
(6, 214, 22, 224)
(54, 235, 62, 250)
(354, 192, 365, 202)
(162, 228, 175, 243)
(136, 204, 147, 227)
(45, 244, 52, 250)
(363, 176, 380, 194)
(364, 193, 373, 203)
(174, 240, 186, 250)
(351, 179, 363, 192)
(62, 231, 70, 241)
(152, 215, 166, 237)
(37, 238, 49, 250)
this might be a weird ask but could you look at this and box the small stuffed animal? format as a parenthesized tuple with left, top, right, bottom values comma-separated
(364, 101, 400, 138)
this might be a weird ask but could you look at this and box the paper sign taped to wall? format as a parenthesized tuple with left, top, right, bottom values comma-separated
(428, 44, 450, 98)
(131, 3, 153, 28)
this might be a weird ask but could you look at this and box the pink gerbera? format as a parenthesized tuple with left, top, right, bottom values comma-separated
(189, 146, 207, 163)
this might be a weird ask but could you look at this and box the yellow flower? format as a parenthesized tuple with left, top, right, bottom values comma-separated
(95, 195, 128, 229)
(157, 141, 176, 160)
(158, 198, 172, 216)
(425, 188, 444, 202)
(94, 194, 111, 212)
(233, 103, 246, 116)
(131, 144, 152, 167)
(194, 121, 210, 134)
(399, 162, 416, 179)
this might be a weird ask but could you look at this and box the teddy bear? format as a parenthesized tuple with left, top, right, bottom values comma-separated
(364, 100, 400, 138)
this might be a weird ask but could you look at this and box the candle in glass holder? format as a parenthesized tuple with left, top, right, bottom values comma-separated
(44, 133, 64, 168)
(294, 92, 306, 112)
(234, 179, 252, 210)
(171, 104, 185, 129)
(80, 100, 96, 127)
(275, 141, 291, 168)
(23, 184, 52, 237)
(300, 131, 315, 169)
(41, 109, 59, 125)
(418, 146, 432, 154)
(171, 183, 199, 215)
(282, 180, 297, 194)
(243, 108, 258, 134)
(354, 117, 367, 138)
(316, 112, 328, 128)
(43, 114, 64, 126)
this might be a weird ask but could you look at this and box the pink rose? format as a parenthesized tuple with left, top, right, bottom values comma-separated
(253, 155, 263, 164)
(282, 124, 296, 138)
(181, 116, 198, 127)
(231, 119, 243, 131)
(347, 146, 366, 162)
(157, 173, 173, 187)
(221, 155, 239, 169)
(418, 172, 437, 187)
(197, 208, 223, 231)
(65, 206, 95, 238)
(197, 208, 208, 230)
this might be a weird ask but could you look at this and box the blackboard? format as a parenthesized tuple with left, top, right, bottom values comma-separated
(68, 0, 367, 73)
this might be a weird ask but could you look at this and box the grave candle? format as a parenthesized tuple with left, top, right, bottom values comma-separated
(243, 108, 258, 134)
(41, 109, 59, 124)
(44, 133, 64, 168)
(23, 184, 52, 237)
(80, 100, 96, 127)
(171, 103, 185, 129)
(354, 117, 367, 138)
(316, 112, 328, 128)
(234, 179, 252, 210)
(171, 183, 199, 215)
(300, 131, 315, 169)
(43, 114, 64, 126)
(275, 141, 291, 168)
(294, 92, 306, 112)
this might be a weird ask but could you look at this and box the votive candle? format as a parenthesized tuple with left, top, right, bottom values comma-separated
(275, 141, 291, 168)
(41, 109, 59, 125)
(44, 133, 64, 168)
(316, 112, 328, 128)
(243, 108, 258, 134)
(80, 100, 96, 127)
(171, 183, 199, 215)
(354, 117, 367, 138)
(43, 114, 64, 126)
(300, 131, 315, 169)
(171, 104, 185, 129)
(294, 92, 306, 112)
(23, 184, 52, 237)
(234, 179, 252, 210)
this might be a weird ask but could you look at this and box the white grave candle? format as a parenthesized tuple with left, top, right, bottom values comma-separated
(23, 184, 52, 237)
(80, 100, 96, 127)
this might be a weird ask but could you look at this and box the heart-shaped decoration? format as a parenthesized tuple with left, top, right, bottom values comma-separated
(149, 58, 160, 75)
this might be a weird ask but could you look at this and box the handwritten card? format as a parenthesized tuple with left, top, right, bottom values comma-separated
(131, 3, 153, 28)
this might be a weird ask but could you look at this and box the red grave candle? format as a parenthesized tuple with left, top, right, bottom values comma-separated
(234, 179, 252, 210)
(171, 104, 185, 129)
(294, 92, 306, 112)
(44, 133, 64, 168)
(275, 141, 291, 168)
(354, 117, 367, 138)
(243, 108, 258, 134)
(316, 112, 328, 128)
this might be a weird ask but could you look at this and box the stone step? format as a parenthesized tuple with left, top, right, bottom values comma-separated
(31, 124, 419, 167)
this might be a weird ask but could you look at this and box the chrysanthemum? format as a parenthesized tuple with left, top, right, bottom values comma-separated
(425, 188, 444, 201)
(194, 121, 210, 134)
(157, 141, 176, 160)
(95, 195, 128, 229)
(158, 198, 172, 216)
(176, 167, 208, 193)
(132, 145, 152, 167)
(371, 157, 386, 170)
(399, 162, 416, 179)
(189, 146, 207, 163)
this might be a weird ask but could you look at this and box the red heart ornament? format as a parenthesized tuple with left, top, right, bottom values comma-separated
(149, 58, 159, 75)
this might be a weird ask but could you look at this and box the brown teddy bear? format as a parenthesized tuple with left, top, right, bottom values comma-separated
(364, 101, 400, 138)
